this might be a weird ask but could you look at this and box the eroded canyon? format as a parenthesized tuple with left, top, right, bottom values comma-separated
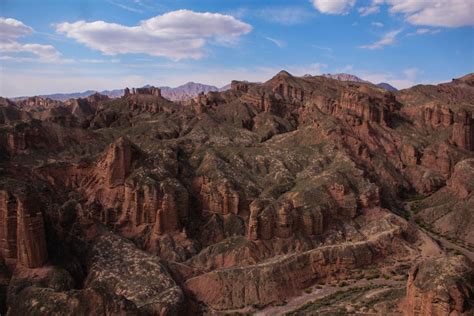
(0, 71, 473, 315)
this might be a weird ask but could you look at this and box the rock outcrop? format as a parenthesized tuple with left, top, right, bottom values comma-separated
(6, 230, 185, 315)
(422, 105, 453, 128)
(447, 158, 474, 198)
(186, 213, 411, 311)
(193, 177, 241, 216)
(124, 86, 161, 97)
(85, 230, 185, 315)
(0, 190, 48, 268)
(96, 137, 136, 187)
(247, 199, 323, 241)
(230, 80, 252, 93)
(451, 110, 474, 151)
(405, 256, 474, 316)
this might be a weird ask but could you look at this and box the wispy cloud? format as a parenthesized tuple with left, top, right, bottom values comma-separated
(227, 6, 314, 25)
(359, 29, 402, 49)
(371, 22, 384, 28)
(107, 0, 143, 13)
(337, 64, 354, 73)
(265, 36, 285, 48)
(403, 67, 419, 81)
(257, 6, 315, 25)
(312, 45, 333, 53)
(79, 58, 121, 64)
(358, 5, 380, 16)
(312, 45, 335, 60)
(407, 28, 440, 36)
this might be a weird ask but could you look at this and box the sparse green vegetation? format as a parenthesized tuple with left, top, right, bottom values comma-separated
(285, 286, 378, 315)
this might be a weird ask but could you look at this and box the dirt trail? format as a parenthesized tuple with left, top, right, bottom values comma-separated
(255, 278, 403, 316)
(405, 202, 474, 261)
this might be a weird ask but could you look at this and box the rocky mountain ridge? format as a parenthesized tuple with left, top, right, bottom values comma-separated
(0, 71, 473, 315)
(322, 73, 398, 91)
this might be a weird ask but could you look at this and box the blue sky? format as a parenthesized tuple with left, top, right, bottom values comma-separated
(0, 0, 473, 97)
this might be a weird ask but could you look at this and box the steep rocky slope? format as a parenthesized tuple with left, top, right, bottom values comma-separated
(0, 73, 473, 315)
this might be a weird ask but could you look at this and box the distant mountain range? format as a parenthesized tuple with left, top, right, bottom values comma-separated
(13, 73, 398, 102)
(322, 73, 398, 92)
(13, 82, 225, 102)
(160, 82, 221, 101)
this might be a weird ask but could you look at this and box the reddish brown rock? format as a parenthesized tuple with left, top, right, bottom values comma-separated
(339, 90, 389, 125)
(447, 158, 474, 198)
(2, 70, 474, 314)
(96, 136, 136, 187)
(185, 241, 374, 310)
(329, 183, 358, 218)
(2, 124, 49, 156)
(451, 109, 474, 151)
(405, 256, 473, 316)
(186, 213, 413, 311)
(0, 190, 48, 268)
(420, 143, 452, 178)
(422, 105, 453, 128)
(17, 96, 63, 110)
(124, 86, 161, 97)
(230, 80, 251, 93)
(247, 198, 324, 241)
(300, 207, 323, 236)
(401, 143, 419, 166)
(194, 177, 240, 215)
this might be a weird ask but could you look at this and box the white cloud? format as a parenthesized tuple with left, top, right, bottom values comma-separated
(0, 17, 33, 39)
(359, 29, 402, 49)
(310, 0, 356, 15)
(265, 37, 285, 48)
(0, 41, 61, 60)
(359, 5, 380, 16)
(56, 10, 252, 60)
(0, 17, 62, 62)
(371, 22, 384, 27)
(312, 0, 473, 27)
(385, 0, 473, 27)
